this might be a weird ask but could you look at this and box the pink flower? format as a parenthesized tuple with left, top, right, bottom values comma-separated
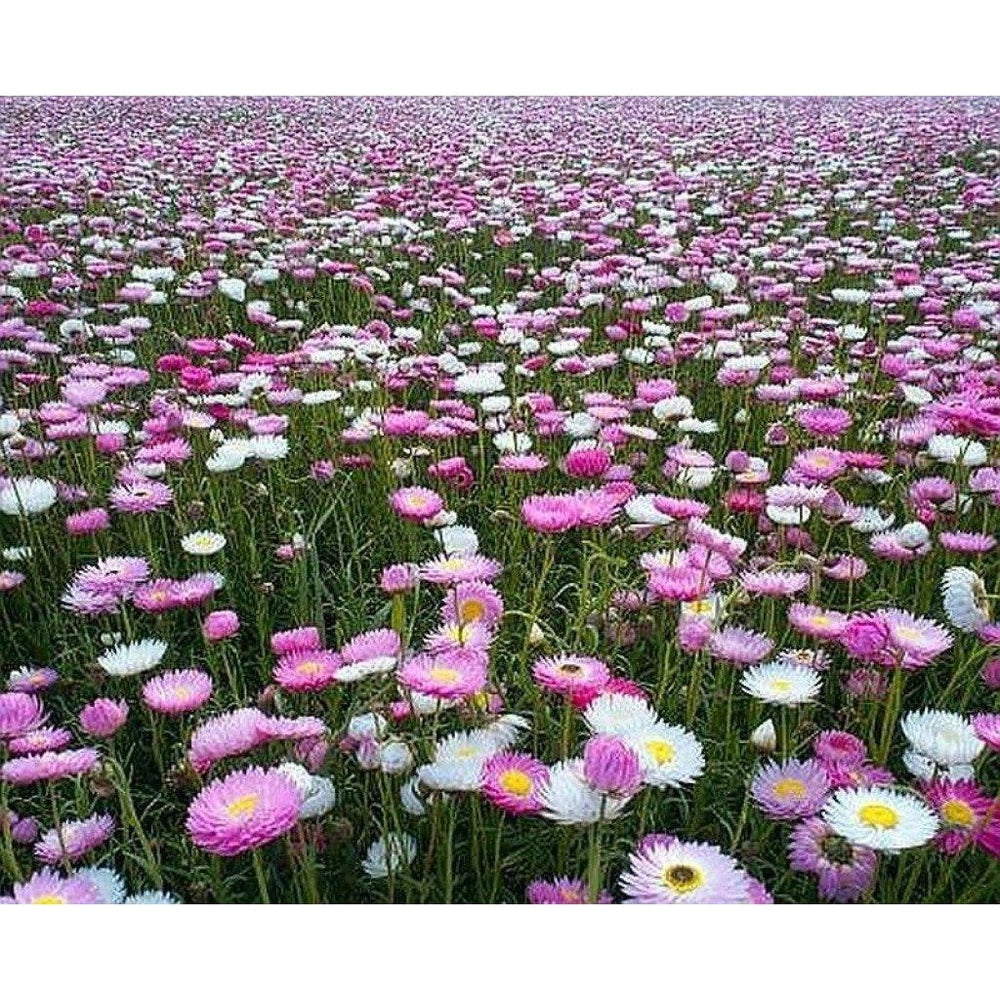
(270, 627, 322, 656)
(79, 698, 129, 738)
(398, 649, 488, 699)
(203, 609, 240, 642)
(563, 447, 611, 480)
(379, 562, 420, 593)
(521, 494, 582, 533)
(390, 486, 444, 523)
(482, 753, 548, 815)
(65, 508, 110, 536)
(583, 735, 643, 796)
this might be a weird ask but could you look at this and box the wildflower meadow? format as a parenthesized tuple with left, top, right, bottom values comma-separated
(3, 95, 1000, 906)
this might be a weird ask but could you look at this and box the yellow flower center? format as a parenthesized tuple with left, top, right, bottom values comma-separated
(687, 600, 713, 615)
(429, 666, 461, 684)
(810, 615, 830, 627)
(499, 770, 533, 796)
(31, 894, 66, 904)
(770, 679, 793, 693)
(645, 739, 676, 765)
(941, 799, 976, 828)
(773, 777, 807, 799)
(440, 559, 465, 571)
(225, 793, 259, 819)
(459, 598, 486, 624)
(662, 864, 704, 894)
(295, 660, 324, 675)
(858, 803, 898, 829)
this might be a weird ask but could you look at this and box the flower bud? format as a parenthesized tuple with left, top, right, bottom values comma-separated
(750, 719, 777, 754)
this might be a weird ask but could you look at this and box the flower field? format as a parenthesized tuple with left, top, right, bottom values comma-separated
(2, 96, 1000, 904)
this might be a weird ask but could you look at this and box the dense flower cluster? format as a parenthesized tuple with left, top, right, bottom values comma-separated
(1, 96, 1000, 903)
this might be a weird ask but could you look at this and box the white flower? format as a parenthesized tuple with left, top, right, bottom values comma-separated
(901, 709, 984, 767)
(277, 763, 337, 819)
(0, 477, 57, 516)
(902, 750, 974, 783)
(823, 788, 939, 852)
(250, 435, 289, 461)
(454, 370, 504, 395)
(218, 278, 246, 302)
(379, 741, 415, 776)
(652, 396, 694, 422)
(538, 760, 632, 825)
(847, 507, 895, 534)
(941, 566, 990, 632)
(584, 693, 660, 735)
(492, 430, 532, 454)
(766, 504, 811, 526)
(896, 521, 930, 549)
(400, 777, 428, 816)
(435, 524, 479, 556)
(180, 531, 226, 556)
(927, 434, 987, 467)
(362, 834, 417, 878)
(346, 712, 388, 742)
(625, 494, 674, 526)
(750, 720, 778, 753)
(740, 661, 821, 706)
(831, 287, 870, 305)
(97, 638, 168, 677)
(626, 724, 705, 788)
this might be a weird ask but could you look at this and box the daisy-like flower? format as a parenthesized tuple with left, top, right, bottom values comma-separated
(398, 649, 488, 700)
(34, 814, 115, 864)
(626, 723, 705, 788)
(788, 603, 848, 641)
(97, 638, 168, 677)
(336, 628, 400, 682)
(417, 730, 497, 792)
(526, 876, 612, 904)
(882, 610, 953, 669)
(418, 553, 502, 585)
(923, 778, 999, 854)
(76, 867, 127, 904)
(180, 530, 227, 555)
(533, 655, 610, 700)
(741, 661, 822, 706)
(620, 838, 753, 903)
(941, 566, 990, 632)
(584, 692, 659, 736)
(0, 477, 58, 516)
(901, 709, 984, 768)
(481, 752, 548, 815)
(361, 833, 417, 878)
(538, 759, 632, 825)
(390, 486, 444, 523)
(788, 817, 878, 902)
(8, 726, 72, 755)
(740, 570, 811, 598)
(972, 713, 1000, 751)
(185, 766, 303, 857)
(0, 691, 46, 738)
(108, 478, 174, 514)
(822, 787, 939, 852)
(3, 868, 103, 905)
(142, 669, 213, 714)
(1, 747, 100, 785)
(440, 581, 504, 628)
(273, 649, 342, 692)
(751, 759, 830, 819)
(709, 626, 773, 665)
